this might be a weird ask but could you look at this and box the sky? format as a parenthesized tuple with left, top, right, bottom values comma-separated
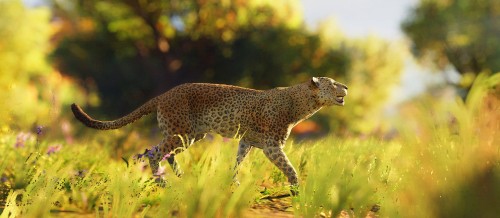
(301, 0, 419, 40)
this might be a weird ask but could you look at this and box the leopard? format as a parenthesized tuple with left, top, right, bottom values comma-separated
(71, 77, 348, 194)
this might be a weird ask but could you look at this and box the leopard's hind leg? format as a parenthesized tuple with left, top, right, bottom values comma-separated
(145, 141, 167, 178)
(150, 133, 206, 179)
(233, 140, 253, 185)
(147, 136, 184, 179)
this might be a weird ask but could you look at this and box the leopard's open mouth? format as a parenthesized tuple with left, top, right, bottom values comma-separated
(336, 96, 345, 104)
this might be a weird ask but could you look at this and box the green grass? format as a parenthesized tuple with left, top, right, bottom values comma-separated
(1, 74, 499, 217)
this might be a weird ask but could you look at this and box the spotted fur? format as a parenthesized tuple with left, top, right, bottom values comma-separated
(71, 77, 348, 192)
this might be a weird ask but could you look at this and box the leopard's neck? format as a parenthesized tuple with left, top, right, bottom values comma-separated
(285, 83, 323, 126)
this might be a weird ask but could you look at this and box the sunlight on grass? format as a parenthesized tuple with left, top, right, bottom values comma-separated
(292, 138, 400, 217)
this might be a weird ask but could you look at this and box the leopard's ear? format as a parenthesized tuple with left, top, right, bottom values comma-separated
(310, 77, 320, 88)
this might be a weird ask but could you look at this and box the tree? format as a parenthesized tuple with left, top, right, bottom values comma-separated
(402, 0, 500, 96)
(0, 0, 88, 131)
(0, 0, 52, 129)
(316, 22, 405, 134)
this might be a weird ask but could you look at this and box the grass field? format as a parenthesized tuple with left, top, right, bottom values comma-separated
(1, 74, 499, 217)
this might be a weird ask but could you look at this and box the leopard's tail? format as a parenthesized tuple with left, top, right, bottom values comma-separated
(71, 97, 158, 130)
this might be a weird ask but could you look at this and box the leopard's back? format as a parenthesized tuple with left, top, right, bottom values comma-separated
(155, 83, 263, 138)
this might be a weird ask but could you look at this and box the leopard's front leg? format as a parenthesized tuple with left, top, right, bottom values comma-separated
(263, 145, 299, 195)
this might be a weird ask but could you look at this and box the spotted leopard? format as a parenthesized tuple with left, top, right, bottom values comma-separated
(71, 77, 348, 193)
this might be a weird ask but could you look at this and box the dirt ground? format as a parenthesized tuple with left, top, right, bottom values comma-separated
(244, 194, 379, 218)
(245, 194, 295, 218)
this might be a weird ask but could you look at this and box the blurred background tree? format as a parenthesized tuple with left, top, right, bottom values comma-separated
(402, 0, 500, 97)
(0, 0, 72, 132)
(0, 0, 50, 129)
(0, 0, 86, 131)
(334, 36, 405, 135)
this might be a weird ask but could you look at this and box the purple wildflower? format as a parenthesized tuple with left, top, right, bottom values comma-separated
(36, 126, 43, 135)
(136, 147, 155, 159)
(136, 149, 147, 159)
(161, 153, 171, 161)
(46, 144, 62, 155)
(154, 166, 166, 176)
(14, 132, 31, 148)
(136, 145, 163, 160)
(147, 145, 160, 158)
(147, 150, 155, 158)
(61, 121, 74, 144)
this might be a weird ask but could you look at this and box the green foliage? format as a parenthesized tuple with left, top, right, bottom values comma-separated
(323, 34, 405, 134)
(0, 133, 260, 217)
(149, 139, 260, 217)
(402, 0, 500, 92)
(0, 0, 88, 132)
(393, 73, 500, 217)
(293, 138, 399, 217)
(0, 0, 51, 128)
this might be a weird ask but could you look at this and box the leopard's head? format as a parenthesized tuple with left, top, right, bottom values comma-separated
(310, 77, 348, 106)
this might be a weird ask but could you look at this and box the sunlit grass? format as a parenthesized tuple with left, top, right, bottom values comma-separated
(291, 138, 400, 217)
